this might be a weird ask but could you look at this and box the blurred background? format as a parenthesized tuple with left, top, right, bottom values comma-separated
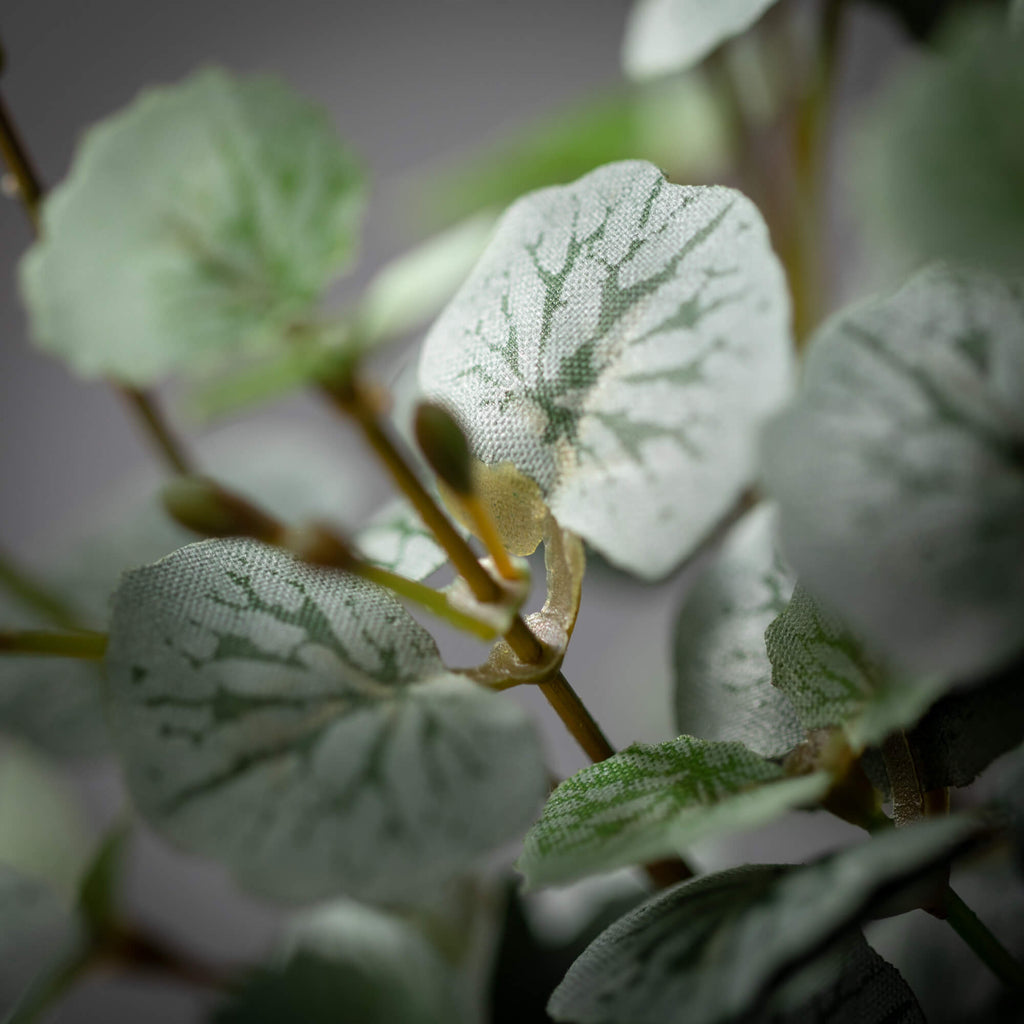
(1, 2, 1008, 1022)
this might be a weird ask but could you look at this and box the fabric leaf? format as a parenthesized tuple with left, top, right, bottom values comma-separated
(549, 816, 981, 1024)
(20, 68, 364, 384)
(104, 538, 547, 904)
(674, 504, 803, 758)
(420, 160, 792, 579)
(622, 0, 781, 80)
(766, 586, 947, 751)
(518, 736, 829, 888)
(761, 264, 1024, 680)
(355, 499, 449, 582)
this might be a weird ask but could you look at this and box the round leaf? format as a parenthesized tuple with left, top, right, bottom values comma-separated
(104, 538, 547, 903)
(674, 504, 803, 758)
(419, 160, 792, 579)
(761, 265, 1024, 680)
(20, 68, 364, 384)
(622, 0, 781, 80)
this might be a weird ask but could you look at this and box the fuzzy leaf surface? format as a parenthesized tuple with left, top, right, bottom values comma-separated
(20, 68, 364, 384)
(766, 586, 948, 750)
(674, 504, 803, 758)
(518, 737, 828, 888)
(761, 265, 1024, 680)
(622, 0, 781, 80)
(549, 816, 981, 1024)
(420, 160, 791, 579)
(104, 539, 547, 903)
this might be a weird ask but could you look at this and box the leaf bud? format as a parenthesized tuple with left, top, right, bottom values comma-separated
(414, 401, 473, 496)
(162, 476, 281, 542)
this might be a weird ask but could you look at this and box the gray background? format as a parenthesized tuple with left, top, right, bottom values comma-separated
(0, 3, 962, 1023)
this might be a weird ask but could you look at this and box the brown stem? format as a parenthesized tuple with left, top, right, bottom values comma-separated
(0, 86, 43, 229)
(100, 924, 234, 991)
(119, 386, 195, 476)
(0, 628, 107, 659)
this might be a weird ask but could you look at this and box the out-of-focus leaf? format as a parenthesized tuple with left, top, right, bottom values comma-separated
(355, 499, 448, 582)
(549, 816, 982, 1024)
(674, 504, 804, 759)
(854, 13, 1024, 274)
(416, 78, 732, 230)
(766, 586, 948, 751)
(104, 538, 547, 903)
(622, 0, 780, 80)
(518, 737, 828, 888)
(761, 264, 1024, 680)
(20, 68, 365, 384)
(420, 160, 792, 579)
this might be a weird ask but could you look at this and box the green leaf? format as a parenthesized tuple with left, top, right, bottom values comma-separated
(548, 816, 982, 1024)
(355, 499, 448, 582)
(0, 421, 367, 759)
(420, 160, 792, 579)
(761, 264, 1024, 680)
(766, 586, 947, 751)
(673, 504, 803, 759)
(104, 538, 547, 903)
(214, 901, 462, 1024)
(0, 743, 90, 900)
(622, 0, 781, 80)
(76, 825, 130, 937)
(20, 68, 364, 384)
(905, 658, 1024, 789)
(854, 13, 1024, 275)
(518, 737, 829, 889)
(0, 867, 77, 1021)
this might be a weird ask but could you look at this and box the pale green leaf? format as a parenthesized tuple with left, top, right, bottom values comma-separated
(355, 500, 448, 582)
(854, 13, 1024, 275)
(518, 736, 829, 888)
(20, 68, 364, 384)
(761, 264, 1024, 680)
(622, 0, 781, 80)
(549, 816, 981, 1024)
(0, 421, 366, 758)
(0, 744, 89, 901)
(215, 901, 462, 1024)
(674, 504, 803, 758)
(766, 586, 948, 750)
(0, 868, 77, 1021)
(420, 160, 792, 579)
(104, 538, 547, 903)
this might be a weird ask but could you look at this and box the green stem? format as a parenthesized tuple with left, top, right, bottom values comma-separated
(119, 387, 195, 477)
(4, 942, 94, 1024)
(0, 84, 43, 229)
(0, 548, 84, 630)
(356, 561, 500, 642)
(0, 629, 107, 659)
(943, 886, 1024, 990)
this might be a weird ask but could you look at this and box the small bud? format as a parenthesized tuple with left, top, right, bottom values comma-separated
(282, 522, 355, 570)
(162, 477, 281, 541)
(414, 401, 473, 496)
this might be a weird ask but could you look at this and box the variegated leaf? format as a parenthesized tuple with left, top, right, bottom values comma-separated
(761, 265, 1024, 680)
(419, 160, 792, 579)
(766, 586, 948, 751)
(355, 500, 448, 582)
(518, 737, 829, 888)
(549, 816, 981, 1024)
(0, 421, 367, 759)
(104, 538, 547, 903)
(674, 504, 803, 758)
(622, 0, 781, 80)
(20, 68, 364, 384)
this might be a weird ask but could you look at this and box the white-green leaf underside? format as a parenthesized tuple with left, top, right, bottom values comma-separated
(674, 504, 803, 758)
(549, 816, 980, 1024)
(766, 586, 949, 751)
(622, 0, 781, 80)
(356, 500, 448, 582)
(761, 265, 1024, 680)
(518, 736, 829, 888)
(419, 160, 792, 579)
(21, 68, 364, 384)
(104, 538, 547, 903)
